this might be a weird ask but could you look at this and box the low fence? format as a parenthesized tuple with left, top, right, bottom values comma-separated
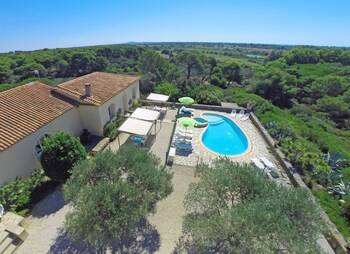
(249, 113, 349, 254)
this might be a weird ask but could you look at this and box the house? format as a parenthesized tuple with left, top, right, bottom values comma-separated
(0, 72, 140, 186)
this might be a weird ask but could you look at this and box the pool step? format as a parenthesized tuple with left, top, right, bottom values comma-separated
(209, 119, 225, 125)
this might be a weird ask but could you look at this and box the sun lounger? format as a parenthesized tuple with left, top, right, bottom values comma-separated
(181, 106, 195, 112)
(230, 109, 237, 118)
(173, 136, 192, 145)
(175, 143, 193, 151)
(180, 106, 194, 116)
(260, 157, 278, 171)
(153, 106, 167, 113)
(175, 132, 193, 139)
(251, 158, 266, 172)
(241, 113, 250, 121)
(237, 109, 245, 118)
(0, 204, 4, 219)
(176, 127, 193, 134)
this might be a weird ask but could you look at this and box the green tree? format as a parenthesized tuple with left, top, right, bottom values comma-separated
(175, 51, 204, 80)
(176, 159, 325, 253)
(41, 131, 87, 183)
(154, 81, 180, 101)
(221, 61, 241, 85)
(63, 146, 173, 247)
(250, 67, 297, 108)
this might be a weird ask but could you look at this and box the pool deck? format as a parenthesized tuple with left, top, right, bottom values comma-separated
(173, 109, 291, 186)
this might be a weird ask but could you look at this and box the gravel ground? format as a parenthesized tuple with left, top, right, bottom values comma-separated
(148, 165, 194, 254)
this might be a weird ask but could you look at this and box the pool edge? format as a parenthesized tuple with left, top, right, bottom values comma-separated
(198, 112, 253, 158)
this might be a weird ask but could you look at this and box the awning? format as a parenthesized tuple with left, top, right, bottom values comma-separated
(118, 118, 153, 136)
(130, 108, 160, 122)
(147, 93, 169, 102)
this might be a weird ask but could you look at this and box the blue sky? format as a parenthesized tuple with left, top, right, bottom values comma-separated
(0, 0, 349, 52)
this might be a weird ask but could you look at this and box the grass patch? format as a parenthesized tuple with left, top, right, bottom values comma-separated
(312, 189, 350, 239)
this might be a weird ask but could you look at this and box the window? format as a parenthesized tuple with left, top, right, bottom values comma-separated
(34, 134, 50, 159)
(108, 103, 116, 120)
(128, 99, 133, 105)
(132, 87, 137, 99)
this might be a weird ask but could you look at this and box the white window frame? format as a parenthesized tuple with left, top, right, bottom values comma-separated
(108, 103, 117, 120)
(34, 133, 51, 159)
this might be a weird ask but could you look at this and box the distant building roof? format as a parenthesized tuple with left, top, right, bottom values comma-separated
(0, 82, 76, 152)
(55, 72, 140, 106)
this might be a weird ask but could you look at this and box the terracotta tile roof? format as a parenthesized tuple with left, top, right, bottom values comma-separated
(55, 72, 140, 106)
(0, 82, 76, 152)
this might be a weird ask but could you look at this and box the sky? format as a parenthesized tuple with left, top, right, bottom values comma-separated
(0, 0, 349, 52)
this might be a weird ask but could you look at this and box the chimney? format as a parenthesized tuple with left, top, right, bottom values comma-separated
(84, 83, 92, 97)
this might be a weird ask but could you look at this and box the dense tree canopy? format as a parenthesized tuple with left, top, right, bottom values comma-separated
(175, 159, 325, 253)
(63, 145, 173, 247)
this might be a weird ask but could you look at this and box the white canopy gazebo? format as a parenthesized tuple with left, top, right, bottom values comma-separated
(130, 108, 161, 133)
(146, 93, 169, 102)
(117, 118, 154, 147)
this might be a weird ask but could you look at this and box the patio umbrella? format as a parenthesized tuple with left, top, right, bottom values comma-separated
(178, 97, 194, 105)
(177, 117, 198, 128)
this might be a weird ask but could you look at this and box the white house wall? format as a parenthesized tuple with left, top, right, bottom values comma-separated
(78, 105, 103, 136)
(0, 108, 82, 186)
(98, 81, 140, 131)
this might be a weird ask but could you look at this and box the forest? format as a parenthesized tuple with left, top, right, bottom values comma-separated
(1, 43, 350, 237)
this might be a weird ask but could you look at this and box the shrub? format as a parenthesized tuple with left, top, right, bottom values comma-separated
(195, 90, 221, 105)
(41, 131, 87, 183)
(103, 116, 126, 141)
(0, 169, 47, 214)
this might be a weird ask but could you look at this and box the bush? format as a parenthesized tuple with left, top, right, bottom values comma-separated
(196, 90, 221, 105)
(0, 169, 47, 214)
(103, 116, 126, 141)
(41, 131, 87, 183)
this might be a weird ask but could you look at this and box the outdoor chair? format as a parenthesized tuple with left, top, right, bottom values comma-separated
(260, 157, 280, 178)
(132, 135, 145, 146)
(173, 136, 192, 145)
(260, 157, 278, 171)
(241, 113, 250, 121)
(0, 204, 4, 220)
(251, 158, 266, 172)
(175, 131, 193, 139)
(237, 109, 245, 118)
(176, 127, 193, 134)
(175, 143, 193, 152)
(153, 106, 167, 113)
(181, 106, 195, 112)
(180, 106, 194, 116)
(230, 109, 237, 118)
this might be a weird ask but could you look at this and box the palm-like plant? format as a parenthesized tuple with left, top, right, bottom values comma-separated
(324, 152, 346, 171)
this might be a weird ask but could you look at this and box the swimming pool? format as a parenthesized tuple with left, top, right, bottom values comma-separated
(201, 113, 248, 155)
(194, 117, 208, 128)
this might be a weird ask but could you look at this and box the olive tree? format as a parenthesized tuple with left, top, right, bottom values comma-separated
(63, 145, 173, 247)
(175, 158, 326, 254)
(40, 131, 87, 183)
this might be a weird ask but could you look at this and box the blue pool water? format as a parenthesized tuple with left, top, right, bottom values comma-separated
(194, 117, 207, 123)
(202, 113, 248, 155)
